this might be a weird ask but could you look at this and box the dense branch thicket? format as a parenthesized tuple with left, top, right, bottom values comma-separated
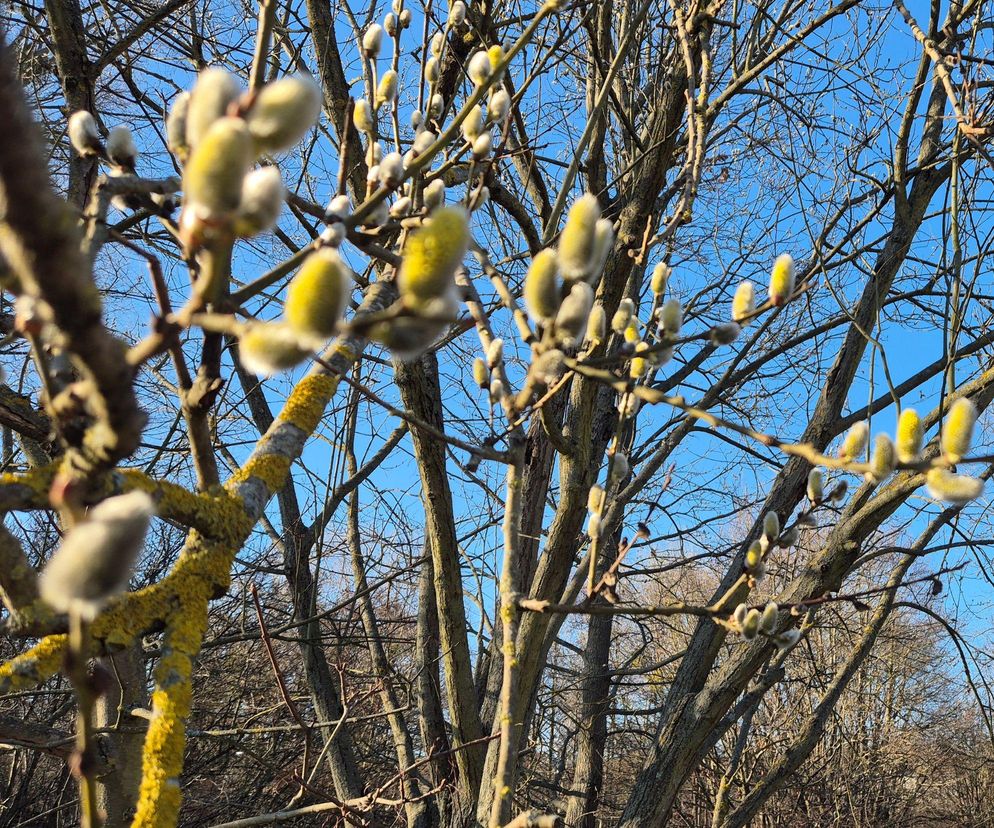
(2, 0, 994, 826)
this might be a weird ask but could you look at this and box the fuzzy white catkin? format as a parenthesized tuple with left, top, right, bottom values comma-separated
(68, 110, 101, 157)
(468, 51, 491, 85)
(39, 492, 155, 620)
(362, 24, 384, 56)
(353, 99, 374, 133)
(488, 89, 511, 123)
(235, 167, 286, 237)
(106, 126, 138, 167)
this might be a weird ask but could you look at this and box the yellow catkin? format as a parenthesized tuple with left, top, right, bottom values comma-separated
(557, 194, 601, 281)
(246, 75, 322, 153)
(925, 468, 984, 504)
(768, 254, 795, 307)
(182, 117, 252, 217)
(896, 408, 923, 463)
(942, 397, 977, 463)
(284, 248, 353, 341)
(523, 248, 560, 323)
(397, 207, 468, 307)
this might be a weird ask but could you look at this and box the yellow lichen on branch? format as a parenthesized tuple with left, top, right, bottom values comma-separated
(0, 634, 67, 694)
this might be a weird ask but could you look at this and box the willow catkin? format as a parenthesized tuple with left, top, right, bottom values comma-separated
(234, 167, 285, 237)
(557, 194, 602, 281)
(840, 421, 869, 461)
(238, 322, 311, 376)
(246, 75, 322, 153)
(925, 468, 984, 504)
(284, 248, 354, 341)
(896, 408, 923, 463)
(397, 207, 469, 309)
(186, 67, 243, 150)
(106, 126, 138, 168)
(183, 116, 253, 218)
(39, 492, 155, 620)
(732, 280, 755, 324)
(523, 249, 560, 323)
(68, 111, 101, 157)
(942, 398, 977, 463)
(768, 254, 795, 307)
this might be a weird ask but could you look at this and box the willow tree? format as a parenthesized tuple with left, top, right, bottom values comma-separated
(2, 0, 994, 826)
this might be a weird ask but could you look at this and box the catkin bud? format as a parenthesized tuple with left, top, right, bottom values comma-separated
(489, 377, 505, 403)
(586, 303, 606, 345)
(533, 349, 565, 385)
(733, 603, 748, 628)
(239, 322, 311, 376)
(768, 254, 795, 307)
(611, 450, 630, 481)
(558, 194, 601, 281)
(384, 12, 398, 35)
(431, 32, 445, 56)
(774, 628, 802, 651)
(865, 434, 896, 483)
(612, 299, 635, 334)
(285, 248, 354, 341)
(426, 57, 440, 84)
(39, 492, 155, 620)
(371, 316, 448, 360)
(588, 484, 604, 515)
(362, 24, 384, 56)
(840, 421, 869, 461)
(925, 468, 985, 504)
(741, 608, 761, 640)
(413, 129, 436, 154)
(398, 207, 468, 309)
(423, 179, 446, 209)
(399, 8, 413, 26)
(377, 70, 398, 106)
(326, 194, 351, 222)
(487, 45, 505, 80)
(588, 219, 614, 283)
(390, 196, 412, 218)
(68, 110, 102, 157)
(807, 468, 823, 503)
(166, 92, 191, 161)
(745, 541, 762, 571)
(623, 320, 640, 344)
(462, 105, 484, 141)
(660, 298, 682, 336)
(778, 526, 799, 548)
(488, 89, 511, 123)
(448, 1, 466, 25)
(106, 126, 138, 168)
(353, 99, 374, 133)
(468, 50, 491, 85)
(247, 75, 322, 153)
(763, 512, 780, 542)
(942, 397, 977, 463)
(555, 281, 594, 347)
(473, 357, 489, 388)
(587, 512, 601, 539)
(896, 408, 923, 463)
(378, 152, 404, 186)
(651, 262, 670, 296)
(182, 116, 253, 218)
(762, 603, 781, 633)
(732, 280, 755, 324)
(186, 67, 242, 150)
(523, 249, 560, 323)
(710, 322, 741, 346)
(472, 133, 492, 160)
(234, 166, 285, 237)
(486, 338, 503, 368)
